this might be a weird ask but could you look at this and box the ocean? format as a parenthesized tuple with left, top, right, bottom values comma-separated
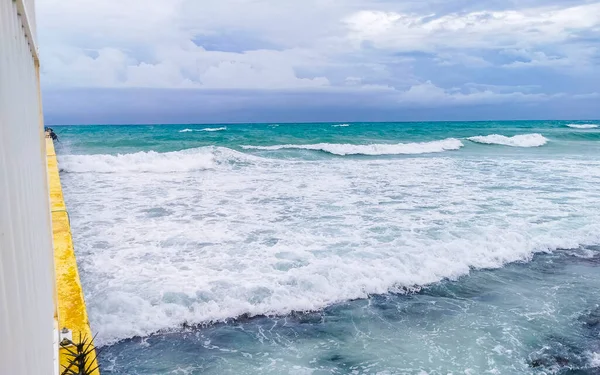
(54, 121, 600, 374)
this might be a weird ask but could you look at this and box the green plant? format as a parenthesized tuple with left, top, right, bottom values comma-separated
(60, 333, 100, 375)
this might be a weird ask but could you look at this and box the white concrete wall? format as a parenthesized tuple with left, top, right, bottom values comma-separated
(0, 0, 56, 374)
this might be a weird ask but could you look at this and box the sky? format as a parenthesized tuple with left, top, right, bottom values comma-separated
(37, 0, 600, 124)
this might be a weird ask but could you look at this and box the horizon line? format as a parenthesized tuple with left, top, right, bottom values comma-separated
(46, 119, 600, 126)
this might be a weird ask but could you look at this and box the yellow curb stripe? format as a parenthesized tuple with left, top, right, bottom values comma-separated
(47, 138, 100, 375)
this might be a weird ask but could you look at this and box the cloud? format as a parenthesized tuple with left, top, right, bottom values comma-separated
(343, 4, 600, 51)
(43, 87, 600, 125)
(573, 92, 600, 99)
(464, 83, 542, 93)
(343, 3, 600, 78)
(37, 0, 335, 89)
(501, 49, 572, 68)
(395, 81, 559, 106)
(41, 43, 330, 89)
(35, 0, 600, 120)
(198, 60, 329, 89)
(434, 53, 492, 67)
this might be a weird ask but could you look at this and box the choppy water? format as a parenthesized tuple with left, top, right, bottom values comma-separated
(55, 121, 600, 374)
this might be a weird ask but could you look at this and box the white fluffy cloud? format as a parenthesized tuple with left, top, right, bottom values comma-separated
(344, 4, 600, 51)
(36, 0, 600, 102)
(37, 0, 336, 89)
(42, 45, 330, 89)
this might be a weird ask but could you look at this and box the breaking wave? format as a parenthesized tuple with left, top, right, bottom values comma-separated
(242, 138, 464, 155)
(58, 147, 258, 173)
(567, 124, 599, 129)
(467, 134, 548, 147)
(63, 154, 600, 346)
(55, 123, 600, 352)
(332, 124, 350, 127)
(178, 127, 227, 133)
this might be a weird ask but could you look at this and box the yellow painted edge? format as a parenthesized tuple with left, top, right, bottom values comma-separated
(47, 138, 100, 375)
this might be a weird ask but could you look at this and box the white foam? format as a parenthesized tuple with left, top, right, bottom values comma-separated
(467, 134, 548, 147)
(332, 124, 350, 127)
(242, 138, 464, 155)
(60, 153, 600, 346)
(178, 127, 227, 133)
(567, 124, 599, 129)
(59, 148, 220, 173)
(59, 147, 269, 174)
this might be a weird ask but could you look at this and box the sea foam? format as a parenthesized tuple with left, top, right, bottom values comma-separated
(60, 152, 600, 346)
(467, 134, 548, 147)
(242, 138, 464, 155)
(178, 127, 227, 133)
(59, 147, 265, 174)
(567, 124, 599, 129)
(60, 148, 218, 173)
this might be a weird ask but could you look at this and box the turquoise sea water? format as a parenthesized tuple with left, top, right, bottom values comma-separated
(55, 121, 600, 156)
(54, 121, 600, 374)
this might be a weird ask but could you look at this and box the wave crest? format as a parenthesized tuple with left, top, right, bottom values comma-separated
(467, 134, 548, 147)
(58, 147, 255, 173)
(567, 124, 598, 129)
(178, 127, 227, 133)
(242, 138, 464, 156)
